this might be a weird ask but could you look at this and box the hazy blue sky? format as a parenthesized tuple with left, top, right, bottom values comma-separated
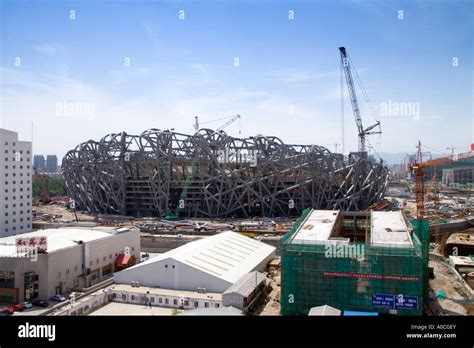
(0, 0, 472, 162)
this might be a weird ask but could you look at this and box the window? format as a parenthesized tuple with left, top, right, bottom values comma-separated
(74, 266, 78, 272)
(96, 258, 99, 264)
(131, 295, 136, 301)
(165, 298, 169, 305)
(159, 298, 162, 304)
(122, 294, 126, 300)
(173, 299, 177, 305)
(150, 297, 155, 303)
(194, 301, 199, 308)
(103, 256, 106, 261)
(204, 302, 209, 308)
(184, 300, 189, 306)
(215, 303, 220, 308)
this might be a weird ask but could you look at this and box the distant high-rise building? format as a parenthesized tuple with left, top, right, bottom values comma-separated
(33, 155, 45, 172)
(0, 128, 33, 237)
(46, 155, 58, 173)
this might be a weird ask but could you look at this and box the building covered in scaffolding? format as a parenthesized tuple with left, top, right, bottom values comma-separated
(62, 128, 389, 218)
(280, 209, 429, 316)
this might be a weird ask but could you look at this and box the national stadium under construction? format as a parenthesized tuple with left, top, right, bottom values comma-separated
(62, 128, 389, 218)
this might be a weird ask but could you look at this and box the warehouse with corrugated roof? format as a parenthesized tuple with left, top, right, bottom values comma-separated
(113, 231, 276, 293)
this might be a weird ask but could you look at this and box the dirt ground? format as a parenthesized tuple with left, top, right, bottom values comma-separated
(259, 273, 281, 316)
(33, 204, 94, 222)
(428, 259, 471, 315)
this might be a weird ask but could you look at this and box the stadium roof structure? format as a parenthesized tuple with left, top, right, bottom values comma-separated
(62, 128, 389, 218)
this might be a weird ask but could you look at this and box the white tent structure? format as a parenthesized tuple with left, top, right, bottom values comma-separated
(114, 231, 276, 293)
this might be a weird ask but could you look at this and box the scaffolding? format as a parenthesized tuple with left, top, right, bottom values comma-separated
(280, 209, 429, 316)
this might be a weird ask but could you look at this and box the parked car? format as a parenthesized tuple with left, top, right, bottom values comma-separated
(0, 311, 11, 316)
(50, 294, 66, 302)
(32, 300, 49, 307)
(0, 307, 15, 315)
(18, 302, 33, 310)
(12, 303, 25, 312)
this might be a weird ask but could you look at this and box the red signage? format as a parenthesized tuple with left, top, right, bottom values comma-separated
(15, 236, 48, 254)
(323, 271, 419, 281)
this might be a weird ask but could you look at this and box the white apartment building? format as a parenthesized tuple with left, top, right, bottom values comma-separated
(0, 128, 33, 237)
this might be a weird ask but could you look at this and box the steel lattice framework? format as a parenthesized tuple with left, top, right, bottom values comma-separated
(62, 128, 389, 218)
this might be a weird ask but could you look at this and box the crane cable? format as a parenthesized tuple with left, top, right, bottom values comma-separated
(348, 56, 380, 125)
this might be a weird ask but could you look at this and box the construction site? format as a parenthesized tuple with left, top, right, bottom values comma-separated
(26, 47, 474, 317)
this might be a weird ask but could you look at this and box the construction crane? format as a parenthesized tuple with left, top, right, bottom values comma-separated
(193, 116, 199, 131)
(339, 47, 381, 154)
(213, 114, 241, 134)
(193, 114, 242, 135)
(446, 146, 465, 155)
(411, 143, 474, 220)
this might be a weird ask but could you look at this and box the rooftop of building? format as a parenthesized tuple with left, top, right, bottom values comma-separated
(223, 271, 267, 297)
(290, 210, 341, 244)
(370, 211, 413, 248)
(0, 227, 131, 257)
(119, 231, 276, 284)
(289, 209, 413, 248)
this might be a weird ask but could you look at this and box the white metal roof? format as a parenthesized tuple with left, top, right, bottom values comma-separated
(123, 231, 275, 284)
(0, 228, 114, 257)
(308, 305, 341, 316)
(370, 211, 413, 248)
(223, 271, 266, 297)
(291, 210, 340, 244)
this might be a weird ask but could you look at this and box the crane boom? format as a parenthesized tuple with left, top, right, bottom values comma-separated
(339, 47, 381, 154)
(214, 114, 241, 133)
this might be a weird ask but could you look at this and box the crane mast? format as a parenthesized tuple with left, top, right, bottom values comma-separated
(339, 47, 380, 154)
